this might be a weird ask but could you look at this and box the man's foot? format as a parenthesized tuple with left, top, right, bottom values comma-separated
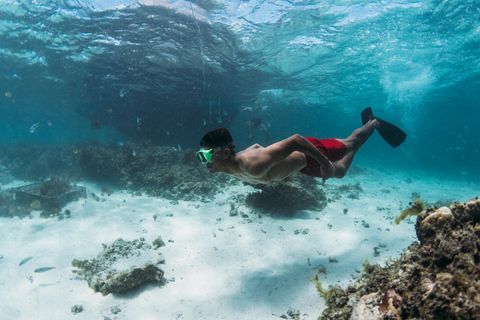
(367, 118, 380, 129)
(359, 119, 379, 144)
(361, 108, 407, 147)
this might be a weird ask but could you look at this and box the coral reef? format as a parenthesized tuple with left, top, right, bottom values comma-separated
(0, 142, 240, 202)
(0, 143, 80, 181)
(76, 142, 239, 201)
(245, 174, 326, 216)
(71, 238, 166, 295)
(319, 197, 480, 320)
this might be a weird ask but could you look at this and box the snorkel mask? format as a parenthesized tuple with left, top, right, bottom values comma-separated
(196, 146, 224, 164)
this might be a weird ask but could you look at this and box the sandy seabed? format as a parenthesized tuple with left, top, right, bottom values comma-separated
(0, 168, 477, 320)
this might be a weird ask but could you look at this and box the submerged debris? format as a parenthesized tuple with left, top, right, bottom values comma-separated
(319, 197, 480, 320)
(6, 178, 86, 218)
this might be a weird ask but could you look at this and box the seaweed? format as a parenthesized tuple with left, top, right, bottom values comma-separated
(312, 278, 348, 309)
(313, 278, 353, 319)
(395, 198, 425, 224)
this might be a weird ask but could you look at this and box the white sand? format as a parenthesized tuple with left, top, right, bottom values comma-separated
(0, 168, 477, 320)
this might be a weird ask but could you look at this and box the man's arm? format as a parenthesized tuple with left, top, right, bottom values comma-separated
(243, 134, 336, 181)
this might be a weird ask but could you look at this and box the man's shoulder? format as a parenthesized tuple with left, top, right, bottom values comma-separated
(236, 145, 264, 163)
(243, 144, 263, 152)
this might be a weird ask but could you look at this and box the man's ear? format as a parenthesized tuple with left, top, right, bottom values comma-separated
(223, 148, 232, 158)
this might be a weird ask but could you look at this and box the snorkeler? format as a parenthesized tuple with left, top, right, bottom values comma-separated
(242, 103, 271, 144)
(196, 108, 407, 184)
(246, 118, 271, 144)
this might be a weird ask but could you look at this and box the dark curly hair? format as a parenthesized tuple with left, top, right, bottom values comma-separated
(200, 128, 235, 153)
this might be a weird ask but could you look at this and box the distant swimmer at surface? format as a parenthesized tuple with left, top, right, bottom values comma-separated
(196, 108, 407, 185)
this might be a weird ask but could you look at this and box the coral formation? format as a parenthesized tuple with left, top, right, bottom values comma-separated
(0, 143, 240, 202)
(76, 143, 239, 201)
(0, 144, 80, 181)
(319, 197, 480, 320)
(72, 238, 165, 295)
(245, 174, 326, 216)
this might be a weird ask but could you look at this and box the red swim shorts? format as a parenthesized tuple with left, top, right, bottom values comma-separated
(299, 138, 347, 178)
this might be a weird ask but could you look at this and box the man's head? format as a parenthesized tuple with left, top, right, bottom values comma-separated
(198, 128, 236, 172)
(200, 128, 234, 149)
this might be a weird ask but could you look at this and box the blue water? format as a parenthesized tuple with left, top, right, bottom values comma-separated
(1, 0, 479, 179)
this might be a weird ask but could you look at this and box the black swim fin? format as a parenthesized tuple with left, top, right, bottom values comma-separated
(361, 107, 407, 148)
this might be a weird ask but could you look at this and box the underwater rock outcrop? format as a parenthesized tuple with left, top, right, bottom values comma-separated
(245, 174, 326, 216)
(72, 237, 166, 295)
(319, 197, 480, 320)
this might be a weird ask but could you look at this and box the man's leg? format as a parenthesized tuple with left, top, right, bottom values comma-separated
(333, 119, 379, 178)
(246, 121, 254, 142)
(260, 123, 271, 144)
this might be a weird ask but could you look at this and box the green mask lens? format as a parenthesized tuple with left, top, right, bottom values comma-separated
(196, 149, 214, 164)
(196, 146, 227, 164)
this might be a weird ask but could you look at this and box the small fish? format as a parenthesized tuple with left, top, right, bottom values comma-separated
(132, 149, 136, 156)
(165, 130, 170, 135)
(223, 111, 228, 116)
(19, 257, 33, 266)
(119, 88, 128, 97)
(117, 141, 124, 146)
(177, 144, 181, 150)
(34, 267, 55, 273)
(217, 117, 222, 123)
(29, 123, 39, 133)
(203, 119, 206, 125)
(137, 116, 142, 124)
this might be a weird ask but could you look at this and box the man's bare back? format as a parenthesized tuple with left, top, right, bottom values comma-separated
(224, 143, 308, 184)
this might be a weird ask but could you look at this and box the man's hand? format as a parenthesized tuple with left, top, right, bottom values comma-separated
(320, 161, 335, 183)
